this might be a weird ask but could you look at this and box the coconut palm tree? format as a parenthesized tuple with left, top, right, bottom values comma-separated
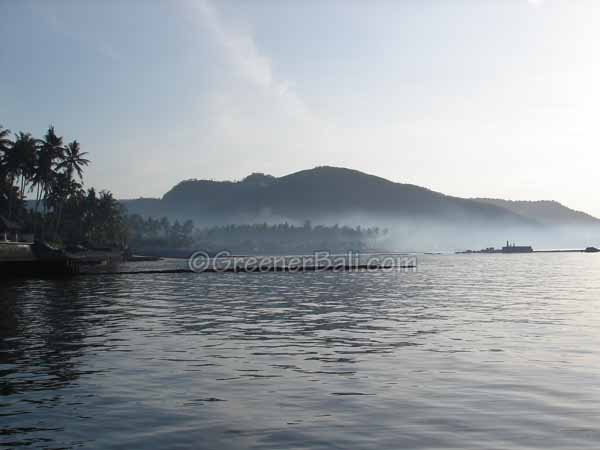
(35, 126, 64, 214)
(0, 125, 11, 157)
(53, 140, 89, 233)
(29, 126, 65, 238)
(11, 132, 38, 200)
(1, 123, 130, 246)
(0, 125, 13, 214)
(1, 131, 26, 219)
(60, 140, 90, 182)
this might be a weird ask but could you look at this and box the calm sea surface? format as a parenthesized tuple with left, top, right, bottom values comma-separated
(2, 254, 600, 449)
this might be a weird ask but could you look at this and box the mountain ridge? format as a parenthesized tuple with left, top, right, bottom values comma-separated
(473, 198, 600, 227)
(121, 166, 595, 229)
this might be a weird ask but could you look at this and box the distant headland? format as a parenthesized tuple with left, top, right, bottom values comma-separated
(122, 167, 600, 229)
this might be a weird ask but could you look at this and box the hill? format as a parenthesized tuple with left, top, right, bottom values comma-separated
(123, 166, 537, 227)
(473, 198, 600, 227)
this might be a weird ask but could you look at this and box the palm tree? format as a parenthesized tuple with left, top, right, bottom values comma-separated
(36, 126, 64, 212)
(54, 140, 89, 233)
(49, 171, 82, 237)
(60, 140, 90, 182)
(11, 132, 38, 200)
(0, 125, 11, 158)
(1, 131, 29, 219)
(1, 123, 131, 246)
(0, 125, 14, 214)
(30, 126, 64, 238)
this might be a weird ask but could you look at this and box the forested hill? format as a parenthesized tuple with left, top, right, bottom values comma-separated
(122, 167, 535, 227)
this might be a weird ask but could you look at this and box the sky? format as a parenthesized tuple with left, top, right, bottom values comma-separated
(2, 0, 600, 215)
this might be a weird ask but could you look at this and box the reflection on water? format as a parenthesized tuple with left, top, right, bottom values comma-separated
(2, 254, 600, 449)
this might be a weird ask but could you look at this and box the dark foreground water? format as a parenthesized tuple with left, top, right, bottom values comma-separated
(2, 254, 600, 449)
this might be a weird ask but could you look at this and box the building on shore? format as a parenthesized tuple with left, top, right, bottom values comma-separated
(502, 241, 533, 253)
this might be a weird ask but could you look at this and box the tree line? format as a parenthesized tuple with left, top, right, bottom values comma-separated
(1, 121, 388, 252)
(126, 214, 195, 249)
(0, 123, 127, 246)
(126, 215, 388, 253)
(194, 221, 388, 253)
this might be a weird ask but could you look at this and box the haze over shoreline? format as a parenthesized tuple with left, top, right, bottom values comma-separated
(121, 166, 600, 251)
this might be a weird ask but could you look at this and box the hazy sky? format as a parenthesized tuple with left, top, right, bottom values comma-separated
(2, 0, 599, 215)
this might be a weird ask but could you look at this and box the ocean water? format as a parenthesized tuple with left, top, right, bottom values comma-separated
(2, 254, 600, 449)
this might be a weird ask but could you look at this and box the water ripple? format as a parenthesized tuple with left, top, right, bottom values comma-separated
(2, 254, 600, 449)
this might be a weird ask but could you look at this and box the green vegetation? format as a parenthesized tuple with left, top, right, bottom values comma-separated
(194, 222, 387, 253)
(127, 215, 195, 249)
(1, 124, 388, 253)
(126, 215, 387, 253)
(0, 123, 127, 246)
